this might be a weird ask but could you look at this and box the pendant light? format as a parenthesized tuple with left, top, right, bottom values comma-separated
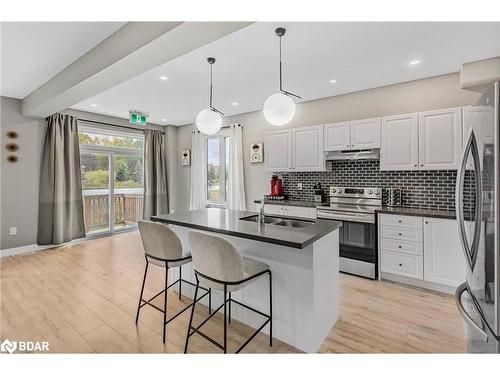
(263, 27, 301, 127)
(196, 57, 224, 135)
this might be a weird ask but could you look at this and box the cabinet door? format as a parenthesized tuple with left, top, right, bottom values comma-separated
(350, 117, 381, 149)
(324, 122, 350, 151)
(462, 106, 472, 147)
(265, 130, 291, 171)
(418, 107, 462, 170)
(380, 113, 419, 170)
(292, 125, 325, 171)
(423, 218, 467, 287)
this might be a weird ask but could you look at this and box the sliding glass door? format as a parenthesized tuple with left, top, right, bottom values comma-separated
(79, 125, 144, 235)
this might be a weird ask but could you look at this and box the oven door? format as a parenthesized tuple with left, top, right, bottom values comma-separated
(317, 209, 377, 279)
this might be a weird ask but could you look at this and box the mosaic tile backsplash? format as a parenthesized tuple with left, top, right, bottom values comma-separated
(277, 160, 460, 211)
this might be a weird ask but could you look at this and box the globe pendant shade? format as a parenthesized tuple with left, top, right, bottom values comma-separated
(263, 92, 296, 126)
(196, 108, 222, 135)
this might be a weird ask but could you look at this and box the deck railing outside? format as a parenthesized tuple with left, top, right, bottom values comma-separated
(82, 188, 143, 233)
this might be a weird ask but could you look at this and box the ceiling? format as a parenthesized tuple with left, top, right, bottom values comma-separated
(72, 22, 500, 126)
(1, 22, 126, 98)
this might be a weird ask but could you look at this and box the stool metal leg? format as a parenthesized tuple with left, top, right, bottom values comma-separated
(178, 265, 182, 300)
(135, 260, 149, 324)
(208, 288, 212, 314)
(223, 285, 228, 354)
(163, 266, 169, 343)
(184, 276, 200, 353)
(228, 292, 232, 324)
(269, 271, 273, 347)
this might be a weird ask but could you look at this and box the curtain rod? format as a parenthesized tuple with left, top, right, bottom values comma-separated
(78, 118, 166, 134)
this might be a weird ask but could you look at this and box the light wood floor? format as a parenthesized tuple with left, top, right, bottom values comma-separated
(0, 231, 466, 353)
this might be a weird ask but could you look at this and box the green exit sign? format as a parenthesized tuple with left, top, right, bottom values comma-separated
(129, 111, 148, 125)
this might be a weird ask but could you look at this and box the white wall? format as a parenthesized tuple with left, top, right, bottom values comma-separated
(173, 73, 481, 212)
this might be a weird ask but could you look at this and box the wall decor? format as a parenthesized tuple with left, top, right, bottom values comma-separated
(6, 131, 18, 139)
(181, 150, 191, 166)
(7, 155, 18, 163)
(5, 143, 19, 152)
(250, 143, 263, 163)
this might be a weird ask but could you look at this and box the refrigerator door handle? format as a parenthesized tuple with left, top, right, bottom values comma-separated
(455, 282, 489, 342)
(455, 128, 483, 272)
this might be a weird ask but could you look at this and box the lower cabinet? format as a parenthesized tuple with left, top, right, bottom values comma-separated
(422, 217, 467, 287)
(379, 213, 467, 291)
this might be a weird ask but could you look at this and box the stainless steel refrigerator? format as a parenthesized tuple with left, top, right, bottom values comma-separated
(455, 81, 500, 353)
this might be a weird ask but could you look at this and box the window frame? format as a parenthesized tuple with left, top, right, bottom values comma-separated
(204, 129, 230, 208)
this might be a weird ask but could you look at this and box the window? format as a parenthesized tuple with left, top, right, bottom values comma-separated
(78, 125, 144, 235)
(206, 132, 230, 206)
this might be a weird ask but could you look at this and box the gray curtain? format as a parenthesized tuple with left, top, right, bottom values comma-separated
(143, 129, 169, 219)
(37, 114, 85, 245)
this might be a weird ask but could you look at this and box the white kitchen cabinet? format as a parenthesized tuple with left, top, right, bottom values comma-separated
(324, 122, 350, 151)
(423, 217, 466, 287)
(418, 107, 462, 170)
(263, 204, 316, 219)
(292, 125, 325, 171)
(350, 117, 381, 149)
(265, 129, 292, 171)
(462, 106, 472, 146)
(265, 125, 325, 172)
(380, 113, 419, 170)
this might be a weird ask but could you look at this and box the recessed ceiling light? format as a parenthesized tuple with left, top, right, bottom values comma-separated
(161, 118, 167, 122)
(90, 103, 98, 107)
(329, 79, 337, 84)
(409, 59, 421, 65)
(160, 76, 168, 80)
(231, 102, 238, 106)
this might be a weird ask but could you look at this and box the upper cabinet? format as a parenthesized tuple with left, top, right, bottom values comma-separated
(265, 129, 292, 171)
(350, 117, 381, 149)
(418, 107, 462, 170)
(265, 125, 325, 172)
(380, 113, 419, 170)
(292, 125, 324, 171)
(381, 107, 463, 171)
(324, 118, 381, 151)
(324, 121, 350, 151)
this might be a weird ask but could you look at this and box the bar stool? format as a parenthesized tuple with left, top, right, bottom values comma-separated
(184, 230, 272, 354)
(136, 220, 210, 343)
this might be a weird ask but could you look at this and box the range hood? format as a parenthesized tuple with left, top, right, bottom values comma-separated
(325, 149, 380, 161)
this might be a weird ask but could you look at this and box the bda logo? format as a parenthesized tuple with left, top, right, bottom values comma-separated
(1, 339, 17, 354)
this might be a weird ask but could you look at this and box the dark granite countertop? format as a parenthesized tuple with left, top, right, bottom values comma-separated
(151, 208, 342, 249)
(376, 206, 456, 220)
(254, 199, 327, 208)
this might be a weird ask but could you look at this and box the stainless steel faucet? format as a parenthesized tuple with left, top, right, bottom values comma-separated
(258, 199, 266, 225)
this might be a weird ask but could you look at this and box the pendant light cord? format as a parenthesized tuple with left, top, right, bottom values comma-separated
(207, 58, 223, 115)
(276, 28, 301, 100)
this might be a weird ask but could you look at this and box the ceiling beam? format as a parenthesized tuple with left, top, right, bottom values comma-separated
(22, 21, 252, 118)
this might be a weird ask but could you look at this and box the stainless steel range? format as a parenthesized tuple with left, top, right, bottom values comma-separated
(317, 186, 382, 279)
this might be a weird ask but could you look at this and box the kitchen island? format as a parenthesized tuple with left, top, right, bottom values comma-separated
(151, 208, 342, 353)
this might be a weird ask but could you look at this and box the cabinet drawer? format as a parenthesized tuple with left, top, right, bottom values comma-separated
(284, 205, 316, 219)
(264, 205, 285, 216)
(379, 226, 422, 242)
(380, 238, 423, 256)
(381, 250, 423, 279)
(379, 214, 422, 229)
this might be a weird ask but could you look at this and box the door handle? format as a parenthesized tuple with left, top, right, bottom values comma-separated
(455, 282, 488, 342)
(455, 128, 482, 272)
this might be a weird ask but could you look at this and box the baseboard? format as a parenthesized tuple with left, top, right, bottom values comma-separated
(381, 272, 457, 295)
(0, 243, 55, 257)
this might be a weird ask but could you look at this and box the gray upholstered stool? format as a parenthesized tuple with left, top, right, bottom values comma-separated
(184, 230, 272, 354)
(136, 220, 210, 343)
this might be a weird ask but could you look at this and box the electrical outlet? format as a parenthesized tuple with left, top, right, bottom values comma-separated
(297, 183, 303, 190)
(10, 227, 17, 236)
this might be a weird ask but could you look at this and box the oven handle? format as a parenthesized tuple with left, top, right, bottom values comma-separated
(317, 210, 375, 223)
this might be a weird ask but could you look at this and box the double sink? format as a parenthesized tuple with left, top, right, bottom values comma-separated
(239, 214, 314, 228)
